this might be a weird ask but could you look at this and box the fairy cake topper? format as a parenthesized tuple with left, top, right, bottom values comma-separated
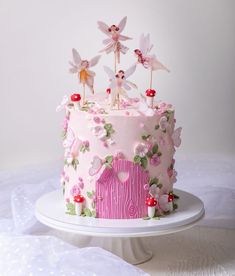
(97, 16, 132, 72)
(69, 48, 101, 105)
(104, 65, 137, 109)
(134, 34, 169, 108)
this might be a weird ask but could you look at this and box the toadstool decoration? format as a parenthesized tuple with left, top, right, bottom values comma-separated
(70, 93, 81, 110)
(73, 194, 85, 215)
(146, 196, 157, 218)
(168, 192, 174, 212)
(145, 89, 156, 108)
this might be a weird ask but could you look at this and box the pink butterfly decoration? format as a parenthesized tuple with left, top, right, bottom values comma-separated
(89, 156, 104, 176)
(172, 127, 182, 147)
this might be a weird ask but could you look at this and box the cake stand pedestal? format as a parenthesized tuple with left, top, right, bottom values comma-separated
(35, 189, 204, 264)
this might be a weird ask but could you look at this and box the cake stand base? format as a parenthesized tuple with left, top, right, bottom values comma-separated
(35, 189, 204, 264)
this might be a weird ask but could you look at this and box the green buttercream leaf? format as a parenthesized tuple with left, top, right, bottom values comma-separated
(149, 177, 159, 185)
(152, 144, 158, 154)
(141, 156, 148, 169)
(142, 134, 151, 141)
(157, 183, 163, 189)
(143, 216, 151, 220)
(134, 155, 142, 164)
(155, 125, 160, 130)
(66, 202, 76, 215)
(83, 208, 92, 217)
(146, 151, 153, 158)
(91, 210, 96, 217)
(157, 152, 162, 157)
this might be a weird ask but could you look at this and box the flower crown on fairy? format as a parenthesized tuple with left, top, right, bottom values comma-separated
(57, 16, 170, 112)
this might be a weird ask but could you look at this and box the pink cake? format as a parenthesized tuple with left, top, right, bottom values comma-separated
(57, 17, 182, 219)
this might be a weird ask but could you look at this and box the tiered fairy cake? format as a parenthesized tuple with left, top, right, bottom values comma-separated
(57, 17, 182, 219)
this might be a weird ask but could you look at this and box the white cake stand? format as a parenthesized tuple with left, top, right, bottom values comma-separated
(35, 189, 204, 264)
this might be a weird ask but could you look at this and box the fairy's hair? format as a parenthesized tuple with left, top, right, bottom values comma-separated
(108, 25, 119, 32)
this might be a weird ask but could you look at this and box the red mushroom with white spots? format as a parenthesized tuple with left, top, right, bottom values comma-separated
(145, 89, 156, 108)
(73, 194, 85, 215)
(168, 192, 174, 212)
(146, 196, 157, 218)
(71, 93, 81, 110)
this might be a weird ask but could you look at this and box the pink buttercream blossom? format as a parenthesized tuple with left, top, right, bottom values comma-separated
(134, 143, 148, 157)
(139, 122, 145, 129)
(149, 184, 160, 197)
(103, 141, 108, 148)
(82, 140, 90, 149)
(93, 116, 101, 124)
(114, 151, 125, 160)
(63, 117, 69, 130)
(70, 185, 81, 197)
(150, 154, 161, 166)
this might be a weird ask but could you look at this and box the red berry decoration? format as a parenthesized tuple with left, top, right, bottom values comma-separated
(71, 93, 81, 102)
(106, 88, 111, 95)
(145, 89, 156, 97)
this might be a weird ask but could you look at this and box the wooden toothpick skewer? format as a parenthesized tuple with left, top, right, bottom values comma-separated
(82, 84, 85, 106)
(114, 51, 120, 110)
(150, 68, 153, 89)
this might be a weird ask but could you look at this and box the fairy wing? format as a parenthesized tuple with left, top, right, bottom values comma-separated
(125, 80, 137, 90)
(172, 127, 182, 147)
(122, 81, 131, 91)
(103, 66, 115, 80)
(69, 61, 79, 74)
(139, 33, 153, 56)
(89, 55, 101, 68)
(119, 34, 132, 41)
(151, 56, 170, 72)
(117, 16, 127, 33)
(125, 64, 136, 79)
(97, 21, 110, 36)
(72, 48, 82, 66)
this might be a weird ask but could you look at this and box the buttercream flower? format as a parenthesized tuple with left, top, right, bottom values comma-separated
(167, 168, 173, 178)
(93, 116, 101, 124)
(149, 184, 160, 197)
(92, 126, 107, 140)
(70, 185, 81, 197)
(159, 116, 168, 131)
(134, 143, 148, 157)
(150, 154, 161, 166)
(66, 198, 70, 203)
(63, 117, 68, 130)
(82, 140, 89, 148)
(114, 151, 125, 160)
(146, 141, 153, 151)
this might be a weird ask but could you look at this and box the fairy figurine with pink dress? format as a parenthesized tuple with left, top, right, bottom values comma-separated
(69, 48, 101, 105)
(134, 34, 169, 107)
(104, 65, 137, 109)
(97, 16, 132, 72)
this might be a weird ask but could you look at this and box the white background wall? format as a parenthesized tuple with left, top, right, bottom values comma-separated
(1, 0, 235, 169)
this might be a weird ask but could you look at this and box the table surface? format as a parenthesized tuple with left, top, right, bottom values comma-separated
(35, 189, 205, 237)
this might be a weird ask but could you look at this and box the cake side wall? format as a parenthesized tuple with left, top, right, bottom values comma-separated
(61, 107, 177, 218)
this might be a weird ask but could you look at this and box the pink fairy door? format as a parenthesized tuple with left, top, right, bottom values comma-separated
(96, 159, 149, 219)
